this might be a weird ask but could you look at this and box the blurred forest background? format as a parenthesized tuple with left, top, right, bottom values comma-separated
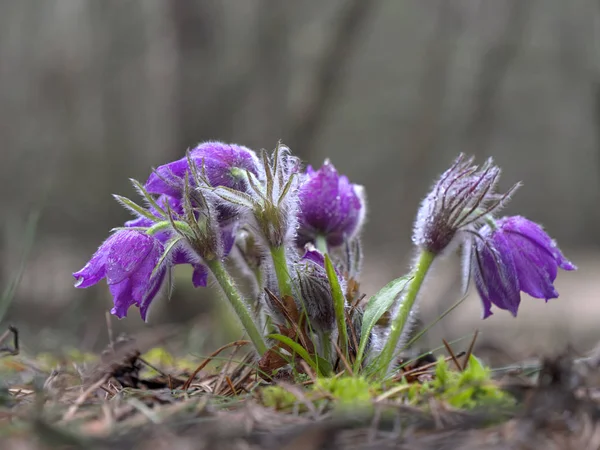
(1, 0, 599, 361)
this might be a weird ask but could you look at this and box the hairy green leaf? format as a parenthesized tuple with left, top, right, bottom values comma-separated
(354, 275, 412, 372)
(324, 255, 348, 360)
(113, 194, 160, 223)
(267, 333, 329, 377)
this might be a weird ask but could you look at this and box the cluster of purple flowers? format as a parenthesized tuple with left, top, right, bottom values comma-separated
(74, 141, 365, 322)
(74, 142, 575, 361)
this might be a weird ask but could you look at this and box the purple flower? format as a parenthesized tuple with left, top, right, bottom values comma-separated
(124, 193, 236, 288)
(414, 154, 519, 255)
(297, 160, 365, 248)
(73, 229, 166, 320)
(145, 141, 259, 197)
(472, 216, 576, 318)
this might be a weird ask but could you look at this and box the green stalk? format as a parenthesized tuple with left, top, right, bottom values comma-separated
(269, 245, 293, 298)
(315, 235, 328, 254)
(206, 259, 268, 355)
(319, 330, 332, 362)
(377, 249, 435, 375)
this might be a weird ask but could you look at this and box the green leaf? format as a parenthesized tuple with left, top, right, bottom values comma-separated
(261, 150, 274, 200)
(277, 173, 296, 206)
(151, 237, 183, 278)
(324, 255, 348, 359)
(245, 170, 268, 202)
(433, 357, 451, 388)
(171, 220, 196, 238)
(267, 334, 327, 377)
(129, 178, 167, 218)
(461, 354, 487, 381)
(212, 186, 255, 209)
(110, 226, 146, 233)
(113, 194, 161, 223)
(314, 355, 333, 377)
(145, 221, 172, 236)
(354, 275, 412, 372)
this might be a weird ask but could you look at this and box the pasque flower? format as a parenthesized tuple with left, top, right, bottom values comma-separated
(297, 160, 365, 248)
(472, 216, 576, 318)
(145, 141, 259, 198)
(208, 142, 301, 249)
(75, 189, 238, 320)
(413, 154, 519, 255)
(379, 154, 519, 374)
(73, 230, 166, 320)
(106, 148, 268, 353)
(124, 193, 235, 288)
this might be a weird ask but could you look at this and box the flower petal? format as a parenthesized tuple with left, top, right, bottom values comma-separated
(146, 159, 192, 197)
(192, 265, 209, 288)
(171, 247, 208, 288)
(73, 232, 121, 288)
(105, 231, 157, 285)
(139, 266, 167, 321)
(474, 230, 521, 317)
(509, 236, 558, 299)
(145, 142, 259, 196)
(109, 278, 135, 319)
(500, 216, 576, 271)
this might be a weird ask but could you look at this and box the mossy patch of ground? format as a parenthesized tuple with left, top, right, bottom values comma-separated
(0, 339, 599, 449)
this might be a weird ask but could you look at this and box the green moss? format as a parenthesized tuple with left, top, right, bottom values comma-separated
(316, 376, 377, 404)
(419, 355, 514, 410)
(258, 376, 383, 412)
(258, 354, 513, 416)
(260, 386, 301, 410)
(141, 347, 198, 375)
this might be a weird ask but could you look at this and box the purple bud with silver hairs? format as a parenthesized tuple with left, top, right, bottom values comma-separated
(413, 154, 519, 255)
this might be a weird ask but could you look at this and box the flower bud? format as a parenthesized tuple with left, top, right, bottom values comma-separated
(294, 249, 342, 334)
(413, 154, 518, 255)
(209, 142, 301, 249)
(297, 160, 366, 249)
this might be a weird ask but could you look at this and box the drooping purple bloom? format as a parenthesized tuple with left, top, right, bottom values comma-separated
(297, 160, 365, 248)
(73, 229, 166, 320)
(124, 193, 236, 288)
(414, 154, 519, 255)
(472, 216, 576, 318)
(145, 141, 259, 197)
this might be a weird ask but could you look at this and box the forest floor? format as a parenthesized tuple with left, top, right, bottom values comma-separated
(2, 325, 600, 450)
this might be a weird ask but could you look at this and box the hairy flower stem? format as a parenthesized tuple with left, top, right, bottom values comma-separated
(269, 246, 293, 298)
(378, 249, 435, 375)
(315, 235, 328, 254)
(319, 330, 332, 362)
(206, 259, 268, 355)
